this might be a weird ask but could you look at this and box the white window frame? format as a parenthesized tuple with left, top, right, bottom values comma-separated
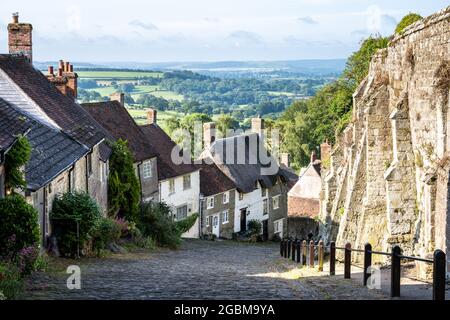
(223, 191, 229, 204)
(261, 188, 267, 197)
(263, 198, 269, 214)
(222, 210, 229, 224)
(206, 216, 210, 227)
(273, 195, 280, 210)
(142, 160, 153, 179)
(207, 197, 215, 209)
(213, 215, 219, 227)
(169, 179, 175, 194)
(183, 174, 191, 190)
(176, 205, 188, 221)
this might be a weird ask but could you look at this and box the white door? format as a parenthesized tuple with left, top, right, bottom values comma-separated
(212, 214, 220, 237)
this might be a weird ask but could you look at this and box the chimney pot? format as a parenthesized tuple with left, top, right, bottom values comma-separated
(280, 153, 290, 168)
(12, 12, 19, 23)
(69, 64, 74, 72)
(48, 66, 54, 76)
(147, 109, 157, 125)
(58, 60, 64, 69)
(64, 61, 70, 72)
(57, 68, 63, 77)
(203, 122, 216, 150)
(311, 151, 318, 163)
(8, 13, 33, 63)
(110, 92, 125, 107)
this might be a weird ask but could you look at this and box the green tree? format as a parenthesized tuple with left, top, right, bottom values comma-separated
(216, 114, 238, 137)
(50, 191, 101, 257)
(277, 35, 389, 169)
(0, 194, 39, 256)
(108, 139, 141, 222)
(395, 13, 422, 34)
(4, 135, 31, 192)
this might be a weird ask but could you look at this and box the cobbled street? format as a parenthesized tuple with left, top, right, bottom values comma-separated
(25, 240, 391, 300)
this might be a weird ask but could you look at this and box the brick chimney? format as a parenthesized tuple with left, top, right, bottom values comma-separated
(47, 61, 68, 96)
(147, 109, 157, 124)
(203, 122, 216, 150)
(320, 141, 331, 162)
(311, 151, 318, 163)
(110, 92, 125, 106)
(251, 117, 264, 137)
(280, 153, 290, 167)
(46, 60, 77, 99)
(8, 13, 33, 63)
(62, 61, 78, 99)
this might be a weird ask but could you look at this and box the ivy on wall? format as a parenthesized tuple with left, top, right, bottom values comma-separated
(5, 135, 31, 192)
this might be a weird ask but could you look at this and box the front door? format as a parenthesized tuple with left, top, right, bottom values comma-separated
(240, 208, 247, 232)
(262, 219, 268, 241)
(212, 214, 220, 238)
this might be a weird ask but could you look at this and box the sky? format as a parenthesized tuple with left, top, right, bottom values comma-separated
(0, 0, 447, 62)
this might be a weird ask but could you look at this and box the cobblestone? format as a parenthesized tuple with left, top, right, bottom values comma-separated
(24, 240, 393, 300)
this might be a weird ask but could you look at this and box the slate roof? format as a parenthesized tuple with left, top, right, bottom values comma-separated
(82, 101, 157, 162)
(199, 161, 236, 196)
(25, 120, 89, 191)
(0, 55, 108, 150)
(0, 97, 88, 191)
(0, 97, 31, 152)
(140, 124, 199, 180)
(205, 133, 288, 193)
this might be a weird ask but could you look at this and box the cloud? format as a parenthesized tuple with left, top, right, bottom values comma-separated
(66, 5, 81, 32)
(297, 16, 318, 25)
(203, 17, 221, 23)
(129, 19, 158, 31)
(228, 30, 262, 44)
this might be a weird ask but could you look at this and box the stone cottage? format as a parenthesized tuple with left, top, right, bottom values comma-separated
(287, 151, 323, 239)
(199, 162, 236, 239)
(0, 14, 111, 246)
(199, 118, 293, 240)
(140, 110, 201, 238)
(82, 96, 160, 203)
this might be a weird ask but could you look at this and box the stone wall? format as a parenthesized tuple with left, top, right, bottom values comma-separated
(319, 6, 450, 273)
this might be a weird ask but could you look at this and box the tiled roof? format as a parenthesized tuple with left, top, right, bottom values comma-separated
(0, 97, 88, 191)
(82, 101, 157, 162)
(140, 124, 198, 180)
(0, 55, 107, 149)
(25, 120, 89, 191)
(199, 161, 236, 196)
(0, 97, 32, 151)
(205, 133, 285, 193)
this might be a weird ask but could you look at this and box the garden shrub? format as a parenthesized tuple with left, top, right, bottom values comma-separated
(15, 245, 39, 276)
(108, 139, 141, 222)
(50, 191, 102, 257)
(0, 195, 39, 257)
(0, 262, 23, 300)
(247, 219, 262, 235)
(175, 213, 198, 234)
(4, 135, 31, 191)
(137, 202, 181, 249)
(395, 13, 422, 34)
(91, 218, 122, 255)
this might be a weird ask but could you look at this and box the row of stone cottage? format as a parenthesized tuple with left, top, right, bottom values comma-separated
(0, 14, 299, 246)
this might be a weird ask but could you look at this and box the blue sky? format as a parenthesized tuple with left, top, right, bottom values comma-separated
(0, 0, 447, 62)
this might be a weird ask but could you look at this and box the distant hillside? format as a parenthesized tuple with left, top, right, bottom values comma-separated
(35, 59, 346, 78)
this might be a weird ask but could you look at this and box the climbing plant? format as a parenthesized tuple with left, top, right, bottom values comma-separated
(108, 139, 141, 222)
(4, 135, 31, 192)
(395, 13, 423, 34)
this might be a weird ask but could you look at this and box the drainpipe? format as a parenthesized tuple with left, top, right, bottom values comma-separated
(85, 156, 89, 193)
(136, 161, 143, 202)
(199, 195, 204, 238)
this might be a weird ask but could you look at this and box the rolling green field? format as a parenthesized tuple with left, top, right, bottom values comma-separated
(77, 71, 163, 79)
(127, 108, 184, 128)
(80, 71, 185, 123)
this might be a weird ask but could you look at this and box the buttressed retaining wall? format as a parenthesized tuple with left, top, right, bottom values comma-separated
(319, 6, 450, 276)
